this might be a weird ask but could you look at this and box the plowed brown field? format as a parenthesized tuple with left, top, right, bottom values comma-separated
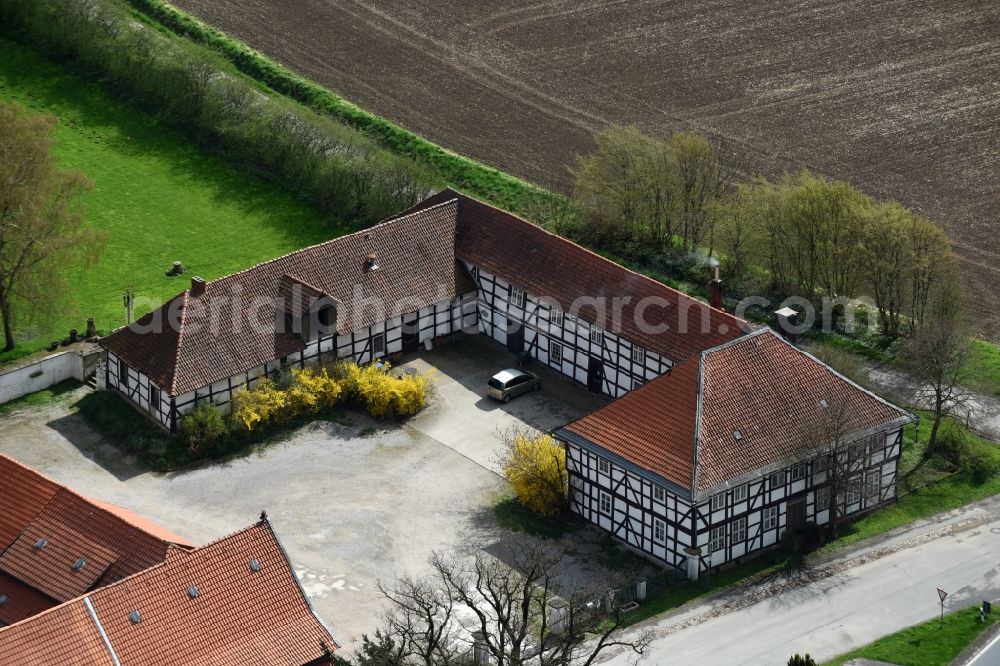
(172, 0, 1000, 335)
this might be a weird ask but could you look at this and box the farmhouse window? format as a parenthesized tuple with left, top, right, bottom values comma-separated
(815, 487, 830, 509)
(118, 358, 129, 389)
(790, 463, 807, 482)
(632, 346, 646, 364)
(653, 485, 666, 503)
(598, 458, 611, 475)
(599, 491, 612, 515)
(763, 506, 779, 530)
(550, 308, 564, 328)
(589, 326, 604, 345)
(709, 526, 726, 553)
(510, 285, 526, 309)
(731, 517, 747, 544)
(848, 440, 866, 460)
(710, 493, 725, 512)
(550, 342, 563, 365)
(732, 484, 748, 503)
(149, 386, 160, 414)
(865, 471, 881, 501)
(372, 333, 386, 357)
(632, 378, 645, 390)
(769, 471, 784, 487)
(847, 475, 862, 504)
(813, 454, 828, 474)
(654, 519, 666, 544)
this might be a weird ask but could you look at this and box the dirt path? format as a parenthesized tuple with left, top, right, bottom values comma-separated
(170, 0, 1000, 337)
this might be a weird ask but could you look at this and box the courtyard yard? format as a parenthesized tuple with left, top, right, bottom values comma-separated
(0, 332, 646, 652)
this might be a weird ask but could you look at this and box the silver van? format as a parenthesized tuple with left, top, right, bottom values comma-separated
(488, 368, 541, 403)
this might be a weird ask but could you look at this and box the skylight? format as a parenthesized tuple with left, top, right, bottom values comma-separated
(72, 558, 86, 572)
(249, 559, 261, 573)
(129, 610, 141, 625)
(733, 430, 743, 441)
(34, 538, 48, 550)
(187, 585, 199, 599)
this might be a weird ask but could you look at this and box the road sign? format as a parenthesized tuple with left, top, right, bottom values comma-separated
(938, 588, 948, 603)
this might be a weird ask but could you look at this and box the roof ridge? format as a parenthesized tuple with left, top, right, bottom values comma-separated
(699, 325, 769, 356)
(206, 198, 460, 290)
(446, 187, 747, 330)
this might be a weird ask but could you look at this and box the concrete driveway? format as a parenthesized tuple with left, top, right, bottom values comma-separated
(0, 332, 607, 651)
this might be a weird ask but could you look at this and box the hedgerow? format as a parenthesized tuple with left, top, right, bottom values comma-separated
(0, 0, 436, 226)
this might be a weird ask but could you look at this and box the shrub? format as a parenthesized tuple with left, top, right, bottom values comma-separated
(787, 655, 815, 666)
(179, 402, 229, 457)
(285, 367, 343, 417)
(497, 428, 568, 516)
(231, 378, 288, 431)
(337, 361, 431, 419)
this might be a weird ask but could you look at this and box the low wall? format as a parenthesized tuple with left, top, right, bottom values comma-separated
(0, 348, 100, 404)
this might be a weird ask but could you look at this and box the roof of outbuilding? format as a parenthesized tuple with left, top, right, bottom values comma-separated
(101, 199, 474, 395)
(559, 329, 915, 496)
(0, 521, 337, 666)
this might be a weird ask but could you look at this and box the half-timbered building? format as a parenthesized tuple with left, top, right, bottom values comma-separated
(554, 328, 914, 579)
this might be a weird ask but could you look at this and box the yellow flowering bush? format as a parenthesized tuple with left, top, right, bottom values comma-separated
(499, 429, 568, 516)
(231, 378, 288, 431)
(336, 361, 432, 419)
(286, 367, 343, 417)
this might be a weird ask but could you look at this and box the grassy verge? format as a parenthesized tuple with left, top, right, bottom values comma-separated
(0, 379, 82, 417)
(0, 36, 343, 362)
(966, 339, 1000, 398)
(824, 605, 997, 666)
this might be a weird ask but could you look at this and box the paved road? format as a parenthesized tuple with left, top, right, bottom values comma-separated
(968, 629, 1000, 665)
(602, 496, 1000, 666)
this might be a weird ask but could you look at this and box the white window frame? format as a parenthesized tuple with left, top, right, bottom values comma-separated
(599, 491, 612, 515)
(730, 517, 747, 544)
(550, 341, 563, 365)
(847, 475, 862, 504)
(598, 458, 611, 475)
(763, 505, 779, 530)
(815, 486, 830, 509)
(550, 308, 564, 328)
(510, 285, 526, 309)
(653, 485, 666, 503)
(865, 471, 881, 501)
(631, 346, 646, 364)
(732, 484, 748, 503)
(654, 518, 666, 544)
(790, 463, 806, 482)
(769, 471, 784, 487)
(709, 526, 726, 553)
(590, 326, 604, 345)
(372, 333, 386, 357)
(710, 493, 725, 512)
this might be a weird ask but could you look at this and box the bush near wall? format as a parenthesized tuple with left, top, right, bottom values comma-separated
(0, 0, 436, 227)
(335, 361, 431, 419)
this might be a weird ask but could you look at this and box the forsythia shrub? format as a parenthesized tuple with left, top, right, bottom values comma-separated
(336, 361, 431, 419)
(286, 368, 343, 417)
(501, 431, 568, 516)
(231, 378, 288, 431)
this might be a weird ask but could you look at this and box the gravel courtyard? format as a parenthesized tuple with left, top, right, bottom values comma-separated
(0, 333, 635, 651)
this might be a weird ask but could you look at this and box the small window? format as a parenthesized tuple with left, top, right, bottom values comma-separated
(550, 308, 564, 328)
(732, 484, 748, 503)
(590, 326, 604, 345)
(763, 506, 779, 530)
(653, 485, 666, 503)
(632, 378, 644, 390)
(550, 342, 563, 365)
(118, 358, 129, 389)
(790, 463, 806, 482)
(815, 486, 830, 509)
(710, 493, 725, 512)
(865, 471, 881, 501)
(510, 285, 526, 308)
(731, 517, 747, 544)
(848, 440, 866, 460)
(598, 458, 611, 475)
(813, 455, 828, 474)
(149, 386, 160, 415)
(653, 518, 666, 544)
(709, 526, 726, 553)
(599, 491, 612, 515)
(372, 333, 386, 357)
(631, 346, 646, 364)
(847, 475, 862, 504)
(769, 471, 784, 487)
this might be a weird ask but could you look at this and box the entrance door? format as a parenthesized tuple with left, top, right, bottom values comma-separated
(401, 313, 420, 354)
(787, 498, 806, 533)
(587, 357, 604, 393)
(507, 323, 524, 354)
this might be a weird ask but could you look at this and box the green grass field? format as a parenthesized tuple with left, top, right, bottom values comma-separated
(824, 605, 996, 666)
(0, 36, 344, 362)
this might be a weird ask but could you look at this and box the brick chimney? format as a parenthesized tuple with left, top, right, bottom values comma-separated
(709, 264, 724, 311)
(191, 276, 207, 296)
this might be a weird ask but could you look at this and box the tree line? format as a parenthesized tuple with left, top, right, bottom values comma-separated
(1, 0, 437, 227)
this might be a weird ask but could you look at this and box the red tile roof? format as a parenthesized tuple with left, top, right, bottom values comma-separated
(398, 189, 748, 362)
(102, 199, 474, 395)
(0, 574, 55, 627)
(0, 455, 190, 622)
(0, 520, 337, 666)
(560, 329, 914, 496)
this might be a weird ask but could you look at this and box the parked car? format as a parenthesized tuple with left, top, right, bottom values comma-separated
(488, 368, 541, 403)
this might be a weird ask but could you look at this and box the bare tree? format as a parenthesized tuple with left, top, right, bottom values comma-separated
(359, 538, 651, 666)
(902, 287, 971, 457)
(0, 100, 104, 351)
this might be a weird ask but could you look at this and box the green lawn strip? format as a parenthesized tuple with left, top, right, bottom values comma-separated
(0, 379, 82, 417)
(0, 36, 344, 362)
(965, 339, 1000, 398)
(823, 605, 997, 666)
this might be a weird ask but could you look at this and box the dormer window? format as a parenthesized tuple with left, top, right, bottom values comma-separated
(365, 253, 379, 271)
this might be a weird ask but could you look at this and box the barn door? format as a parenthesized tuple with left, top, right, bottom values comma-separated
(587, 357, 604, 393)
(507, 322, 524, 354)
(787, 498, 806, 533)
(401, 312, 420, 354)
